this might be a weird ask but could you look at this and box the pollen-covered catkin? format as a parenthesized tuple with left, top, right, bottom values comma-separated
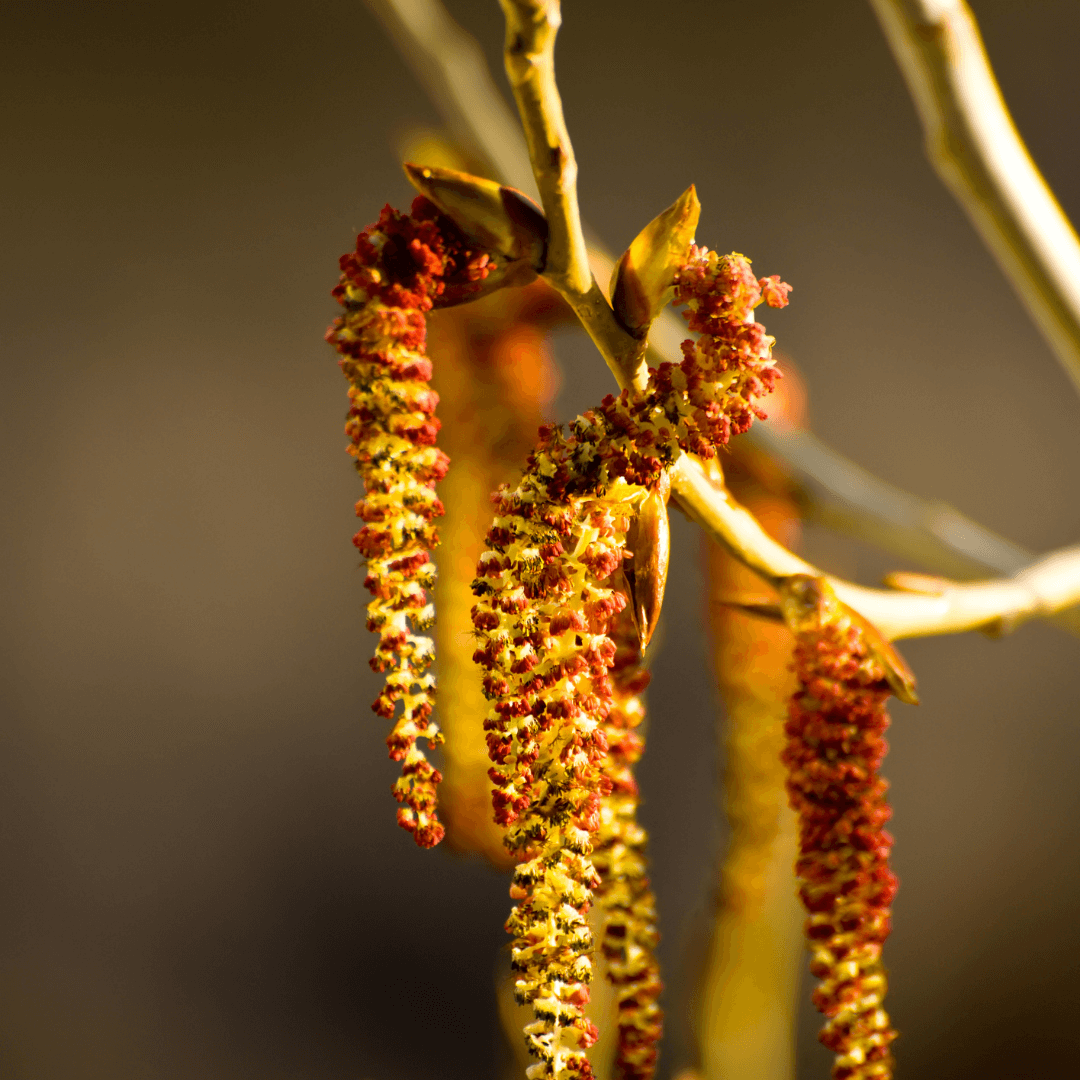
(472, 437, 636, 1079)
(326, 196, 492, 847)
(472, 249, 790, 1079)
(428, 281, 566, 866)
(783, 584, 900, 1080)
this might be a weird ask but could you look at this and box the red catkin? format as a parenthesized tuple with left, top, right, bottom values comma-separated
(784, 590, 900, 1080)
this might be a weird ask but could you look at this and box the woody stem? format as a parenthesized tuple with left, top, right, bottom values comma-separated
(498, 0, 649, 393)
(870, 0, 1080, 401)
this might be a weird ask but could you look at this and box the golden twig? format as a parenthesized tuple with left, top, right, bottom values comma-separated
(497, 0, 649, 392)
(870, 0, 1080, 399)
(367, 0, 1054, 585)
(673, 455, 1080, 642)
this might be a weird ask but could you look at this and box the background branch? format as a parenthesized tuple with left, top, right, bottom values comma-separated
(366, 0, 540, 202)
(365, 0, 1057, 586)
(869, 0, 1080, 400)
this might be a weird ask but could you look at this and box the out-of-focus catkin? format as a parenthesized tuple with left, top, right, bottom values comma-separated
(695, 365, 806, 1080)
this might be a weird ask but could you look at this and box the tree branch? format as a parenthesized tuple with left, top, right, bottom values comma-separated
(870, 0, 1080, 400)
(672, 455, 1080, 641)
(366, 0, 1050, 585)
(497, 0, 650, 393)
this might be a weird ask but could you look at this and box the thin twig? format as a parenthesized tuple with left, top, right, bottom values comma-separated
(870, 0, 1080, 399)
(672, 455, 1080, 641)
(366, 0, 1049, 584)
(493, 0, 1080, 643)
(366, 0, 540, 202)
(497, 0, 650, 392)
(585, 245, 1041, 583)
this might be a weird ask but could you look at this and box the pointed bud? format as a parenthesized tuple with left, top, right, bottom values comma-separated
(779, 575, 919, 705)
(623, 474, 671, 649)
(403, 162, 547, 269)
(610, 185, 700, 335)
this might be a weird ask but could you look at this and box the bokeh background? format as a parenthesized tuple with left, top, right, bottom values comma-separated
(3, 1, 1079, 1077)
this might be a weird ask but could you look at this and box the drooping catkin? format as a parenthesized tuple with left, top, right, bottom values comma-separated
(593, 606, 663, 1080)
(428, 281, 566, 865)
(472, 249, 790, 1079)
(782, 578, 903, 1080)
(326, 196, 492, 847)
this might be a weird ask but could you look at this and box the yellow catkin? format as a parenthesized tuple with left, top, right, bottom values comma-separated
(326, 197, 493, 846)
(472, 249, 791, 1080)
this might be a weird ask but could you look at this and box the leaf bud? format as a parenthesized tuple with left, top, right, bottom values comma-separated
(610, 184, 700, 335)
(779, 575, 919, 705)
(403, 162, 548, 269)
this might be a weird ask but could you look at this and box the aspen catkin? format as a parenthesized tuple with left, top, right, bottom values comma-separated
(783, 582, 901, 1080)
(472, 248, 790, 1079)
(327, 196, 492, 847)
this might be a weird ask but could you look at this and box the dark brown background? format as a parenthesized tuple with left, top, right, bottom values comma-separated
(2, 2, 1079, 1077)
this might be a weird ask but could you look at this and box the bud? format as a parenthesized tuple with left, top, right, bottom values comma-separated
(610, 185, 700, 335)
(779, 574, 919, 705)
(403, 162, 548, 269)
(623, 474, 672, 649)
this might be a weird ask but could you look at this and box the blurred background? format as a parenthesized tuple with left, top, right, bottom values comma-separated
(2, 1, 1080, 1077)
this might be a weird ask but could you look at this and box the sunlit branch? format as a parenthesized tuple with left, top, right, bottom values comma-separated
(672, 455, 1080, 642)
(870, 0, 1080, 400)
(497, 0, 650, 393)
(492, 0, 1080, 644)
(365, 0, 1059, 587)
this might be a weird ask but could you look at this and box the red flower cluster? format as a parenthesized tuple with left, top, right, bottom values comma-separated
(783, 585, 900, 1080)
(327, 197, 491, 847)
